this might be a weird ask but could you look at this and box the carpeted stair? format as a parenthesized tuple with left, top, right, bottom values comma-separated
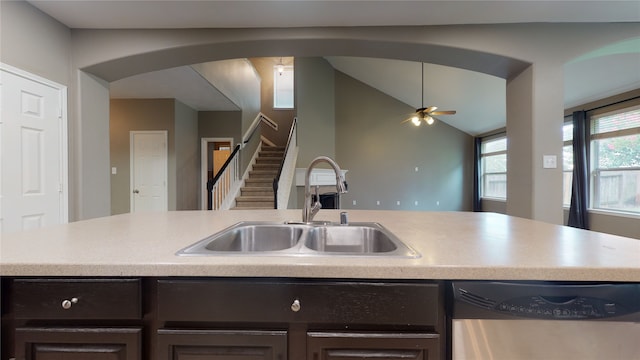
(233, 146, 285, 209)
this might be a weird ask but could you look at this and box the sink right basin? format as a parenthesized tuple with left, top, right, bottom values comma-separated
(305, 223, 420, 257)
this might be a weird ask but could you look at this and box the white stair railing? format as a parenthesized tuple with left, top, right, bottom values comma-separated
(273, 118, 298, 209)
(209, 113, 289, 210)
(209, 144, 241, 210)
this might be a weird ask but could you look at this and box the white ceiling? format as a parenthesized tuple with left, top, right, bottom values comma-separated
(26, 1, 640, 29)
(110, 66, 239, 111)
(28, 0, 640, 135)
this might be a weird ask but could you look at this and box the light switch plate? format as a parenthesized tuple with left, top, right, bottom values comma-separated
(543, 155, 557, 169)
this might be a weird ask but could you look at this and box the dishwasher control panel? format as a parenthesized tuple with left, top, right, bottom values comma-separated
(452, 281, 640, 321)
(497, 295, 617, 319)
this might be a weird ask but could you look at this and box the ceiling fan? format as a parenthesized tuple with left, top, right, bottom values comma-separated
(402, 62, 456, 126)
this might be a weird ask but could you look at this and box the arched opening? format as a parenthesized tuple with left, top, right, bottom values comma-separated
(100, 37, 526, 214)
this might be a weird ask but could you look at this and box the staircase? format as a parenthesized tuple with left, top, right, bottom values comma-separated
(233, 146, 285, 209)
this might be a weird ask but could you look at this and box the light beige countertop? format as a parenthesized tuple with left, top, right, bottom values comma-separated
(1, 210, 638, 281)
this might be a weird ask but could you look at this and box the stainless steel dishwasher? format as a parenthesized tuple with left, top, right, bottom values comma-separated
(450, 281, 640, 360)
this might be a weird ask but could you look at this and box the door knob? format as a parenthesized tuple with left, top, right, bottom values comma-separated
(61, 297, 78, 310)
(291, 299, 301, 312)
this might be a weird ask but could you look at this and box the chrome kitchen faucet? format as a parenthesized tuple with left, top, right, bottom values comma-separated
(302, 156, 348, 223)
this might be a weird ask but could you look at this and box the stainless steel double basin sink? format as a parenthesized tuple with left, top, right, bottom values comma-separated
(176, 222, 419, 258)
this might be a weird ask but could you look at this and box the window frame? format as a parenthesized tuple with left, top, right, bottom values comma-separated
(273, 64, 294, 109)
(479, 134, 507, 201)
(588, 103, 640, 216)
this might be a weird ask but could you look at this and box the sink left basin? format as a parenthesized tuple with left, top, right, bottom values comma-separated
(176, 222, 309, 255)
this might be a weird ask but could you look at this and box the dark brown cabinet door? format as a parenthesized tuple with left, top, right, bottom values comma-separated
(157, 329, 287, 360)
(307, 332, 440, 360)
(15, 327, 142, 360)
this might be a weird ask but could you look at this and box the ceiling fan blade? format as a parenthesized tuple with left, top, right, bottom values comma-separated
(425, 106, 438, 113)
(400, 117, 413, 124)
(430, 110, 456, 115)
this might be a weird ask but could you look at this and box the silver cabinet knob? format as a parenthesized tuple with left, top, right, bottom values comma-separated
(61, 297, 78, 310)
(291, 299, 301, 312)
(133, 189, 140, 194)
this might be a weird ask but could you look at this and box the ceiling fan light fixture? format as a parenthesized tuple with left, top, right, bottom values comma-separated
(425, 115, 435, 125)
(401, 62, 456, 128)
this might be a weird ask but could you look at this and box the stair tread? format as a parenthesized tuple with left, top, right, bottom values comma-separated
(229, 144, 286, 210)
(231, 206, 273, 210)
(236, 196, 274, 201)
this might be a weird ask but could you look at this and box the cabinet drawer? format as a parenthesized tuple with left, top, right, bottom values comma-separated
(294, 281, 440, 326)
(158, 279, 294, 323)
(157, 279, 439, 326)
(13, 278, 142, 320)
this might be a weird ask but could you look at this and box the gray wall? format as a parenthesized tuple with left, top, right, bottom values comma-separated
(0, 0, 70, 86)
(589, 212, 639, 240)
(335, 71, 473, 211)
(110, 99, 176, 215)
(482, 199, 507, 214)
(296, 57, 336, 167)
(250, 57, 297, 146)
(293, 62, 473, 211)
(198, 111, 242, 146)
(506, 66, 535, 219)
(191, 60, 260, 136)
(175, 101, 199, 210)
(198, 111, 244, 194)
(78, 72, 111, 219)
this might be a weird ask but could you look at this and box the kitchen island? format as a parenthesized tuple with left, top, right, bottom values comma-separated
(1, 210, 638, 280)
(1, 210, 639, 359)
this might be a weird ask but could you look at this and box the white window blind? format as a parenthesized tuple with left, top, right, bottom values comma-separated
(591, 105, 640, 139)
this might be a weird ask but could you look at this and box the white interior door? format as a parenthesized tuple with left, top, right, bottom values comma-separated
(130, 131, 168, 212)
(0, 65, 67, 233)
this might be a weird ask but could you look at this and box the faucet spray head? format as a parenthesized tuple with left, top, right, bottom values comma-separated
(338, 179, 348, 194)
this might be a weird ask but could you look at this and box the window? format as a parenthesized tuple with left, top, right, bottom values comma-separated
(480, 135, 507, 199)
(590, 105, 640, 215)
(273, 65, 294, 109)
(562, 119, 573, 207)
